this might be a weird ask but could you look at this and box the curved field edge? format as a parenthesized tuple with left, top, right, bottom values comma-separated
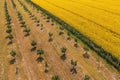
(26, 0, 120, 72)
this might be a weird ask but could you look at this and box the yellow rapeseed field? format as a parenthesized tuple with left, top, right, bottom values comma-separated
(32, 0, 120, 59)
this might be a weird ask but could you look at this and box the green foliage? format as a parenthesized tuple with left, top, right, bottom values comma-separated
(31, 40, 37, 47)
(11, 0, 16, 8)
(67, 32, 71, 36)
(59, 26, 64, 30)
(6, 28, 12, 33)
(45, 61, 49, 68)
(24, 27, 30, 33)
(83, 52, 90, 59)
(71, 59, 77, 66)
(37, 49, 44, 56)
(47, 16, 50, 19)
(20, 21, 25, 25)
(74, 38, 78, 42)
(7, 25, 11, 28)
(59, 32, 64, 35)
(7, 34, 14, 40)
(44, 61, 49, 73)
(4, 1, 12, 28)
(49, 32, 53, 37)
(84, 75, 90, 80)
(10, 50, 16, 57)
(61, 47, 67, 54)
(51, 75, 60, 80)
(83, 46, 89, 51)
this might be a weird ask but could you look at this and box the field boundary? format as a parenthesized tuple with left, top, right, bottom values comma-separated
(26, 0, 120, 72)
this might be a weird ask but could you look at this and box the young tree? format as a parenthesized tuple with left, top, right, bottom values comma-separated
(83, 46, 90, 59)
(6, 28, 12, 33)
(59, 32, 64, 35)
(83, 46, 89, 51)
(74, 38, 78, 48)
(10, 50, 16, 57)
(7, 34, 14, 44)
(41, 24, 43, 27)
(74, 38, 78, 43)
(61, 47, 67, 54)
(48, 32, 53, 42)
(37, 49, 44, 56)
(36, 20, 40, 23)
(44, 61, 49, 73)
(74, 43, 78, 48)
(84, 75, 90, 80)
(70, 59, 77, 74)
(31, 40, 37, 51)
(36, 49, 44, 62)
(59, 26, 64, 30)
(7, 34, 14, 40)
(20, 21, 25, 25)
(49, 32, 53, 38)
(83, 52, 90, 59)
(7, 25, 11, 28)
(23, 27, 30, 36)
(51, 75, 60, 80)
(60, 47, 67, 60)
(10, 50, 16, 64)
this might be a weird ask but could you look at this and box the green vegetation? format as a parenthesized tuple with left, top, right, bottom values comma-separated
(83, 52, 90, 59)
(9, 50, 16, 64)
(51, 75, 60, 80)
(70, 59, 77, 74)
(31, 40, 37, 51)
(44, 61, 49, 73)
(36, 49, 44, 62)
(60, 47, 67, 60)
(48, 32, 53, 42)
(25, 0, 120, 72)
(84, 75, 90, 80)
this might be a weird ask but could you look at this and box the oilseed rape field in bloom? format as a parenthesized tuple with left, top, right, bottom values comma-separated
(32, 0, 120, 60)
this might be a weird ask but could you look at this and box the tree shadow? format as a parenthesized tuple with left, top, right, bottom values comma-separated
(5, 36, 8, 39)
(41, 28, 43, 30)
(70, 68, 77, 74)
(24, 33, 30, 37)
(74, 43, 78, 48)
(48, 38, 53, 42)
(36, 56, 44, 63)
(59, 32, 64, 35)
(44, 69, 49, 73)
(67, 37, 71, 40)
(31, 47, 36, 52)
(60, 54, 66, 61)
(16, 67, 19, 75)
(36, 24, 40, 26)
(7, 41, 13, 45)
(9, 58, 16, 64)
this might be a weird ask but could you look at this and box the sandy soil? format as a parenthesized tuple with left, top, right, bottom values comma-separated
(0, 0, 120, 80)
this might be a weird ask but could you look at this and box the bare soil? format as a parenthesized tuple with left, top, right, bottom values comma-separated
(0, 0, 120, 80)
